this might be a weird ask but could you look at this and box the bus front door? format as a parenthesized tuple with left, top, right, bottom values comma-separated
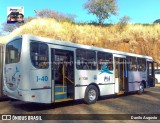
(114, 56, 128, 95)
(147, 61, 155, 87)
(51, 49, 75, 102)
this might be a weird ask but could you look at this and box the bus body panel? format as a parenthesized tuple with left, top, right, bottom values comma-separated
(24, 37, 51, 103)
(75, 68, 115, 97)
(99, 84, 115, 96)
(128, 71, 147, 92)
(75, 86, 87, 100)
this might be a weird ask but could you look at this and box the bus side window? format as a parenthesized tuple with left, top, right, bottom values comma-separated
(30, 42, 49, 69)
(86, 51, 96, 70)
(127, 56, 137, 71)
(76, 49, 85, 69)
(83, 60, 89, 70)
(137, 58, 146, 71)
(97, 52, 113, 71)
(76, 49, 96, 70)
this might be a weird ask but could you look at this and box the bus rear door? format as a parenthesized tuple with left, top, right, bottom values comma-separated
(114, 55, 128, 95)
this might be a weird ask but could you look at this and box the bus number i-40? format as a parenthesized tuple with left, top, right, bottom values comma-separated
(36, 76, 48, 82)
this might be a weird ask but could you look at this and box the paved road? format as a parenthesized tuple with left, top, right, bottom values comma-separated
(0, 85, 160, 123)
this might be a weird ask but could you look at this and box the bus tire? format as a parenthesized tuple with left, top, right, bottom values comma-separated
(137, 83, 144, 94)
(84, 85, 99, 104)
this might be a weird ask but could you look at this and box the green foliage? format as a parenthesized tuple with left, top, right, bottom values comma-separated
(84, 0, 118, 25)
(153, 19, 160, 24)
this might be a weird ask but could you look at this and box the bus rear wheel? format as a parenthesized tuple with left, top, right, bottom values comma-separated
(138, 83, 144, 94)
(84, 85, 98, 104)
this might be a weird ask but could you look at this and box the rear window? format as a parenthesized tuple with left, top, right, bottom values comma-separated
(30, 42, 49, 69)
(5, 38, 22, 64)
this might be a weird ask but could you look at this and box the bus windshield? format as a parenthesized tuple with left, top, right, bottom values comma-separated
(5, 38, 22, 64)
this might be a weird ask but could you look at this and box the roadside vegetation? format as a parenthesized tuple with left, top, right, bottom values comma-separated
(0, 0, 160, 63)
(0, 18, 160, 63)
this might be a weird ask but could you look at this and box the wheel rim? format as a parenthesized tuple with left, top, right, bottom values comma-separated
(139, 84, 144, 93)
(88, 89, 96, 101)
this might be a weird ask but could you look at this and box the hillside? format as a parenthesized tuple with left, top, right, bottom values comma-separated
(0, 18, 160, 63)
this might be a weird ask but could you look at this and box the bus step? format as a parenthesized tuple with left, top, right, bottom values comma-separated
(117, 91, 125, 95)
(55, 92, 67, 100)
(55, 92, 66, 95)
(55, 98, 73, 103)
(55, 86, 67, 92)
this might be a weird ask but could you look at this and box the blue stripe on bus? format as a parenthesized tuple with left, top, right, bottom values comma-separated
(31, 87, 51, 90)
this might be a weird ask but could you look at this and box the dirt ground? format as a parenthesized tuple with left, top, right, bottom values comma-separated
(0, 85, 160, 123)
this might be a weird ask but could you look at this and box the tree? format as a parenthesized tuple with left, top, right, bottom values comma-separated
(117, 16, 131, 32)
(2, 22, 17, 33)
(84, 0, 118, 25)
(1, 21, 25, 34)
(119, 16, 131, 25)
(153, 19, 160, 24)
(34, 9, 76, 22)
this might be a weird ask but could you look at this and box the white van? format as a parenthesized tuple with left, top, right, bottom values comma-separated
(155, 69, 160, 83)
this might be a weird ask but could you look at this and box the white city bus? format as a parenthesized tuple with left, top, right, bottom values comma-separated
(3, 35, 155, 104)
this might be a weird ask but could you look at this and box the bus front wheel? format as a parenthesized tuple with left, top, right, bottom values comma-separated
(84, 85, 99, 104)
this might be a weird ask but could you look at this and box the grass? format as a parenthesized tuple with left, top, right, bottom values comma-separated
(0, 18, 160, 63)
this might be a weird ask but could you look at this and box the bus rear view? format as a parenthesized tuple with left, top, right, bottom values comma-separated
(3, 35, 52, 103)
(3, 37, 22, 99)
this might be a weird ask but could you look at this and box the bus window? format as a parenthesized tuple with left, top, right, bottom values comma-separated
(137, 58, 146, 71)
(76, 49, 96, 70)
(30, 42, 49, 69)
(5, 39, 22, 64)
(127, 56, 137, 71)
(97, 52, 113, 70)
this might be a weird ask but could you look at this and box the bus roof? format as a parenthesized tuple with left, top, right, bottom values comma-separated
(8, 34, 153, 60)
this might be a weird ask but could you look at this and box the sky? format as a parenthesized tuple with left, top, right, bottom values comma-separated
(0, 0, 160, 30)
